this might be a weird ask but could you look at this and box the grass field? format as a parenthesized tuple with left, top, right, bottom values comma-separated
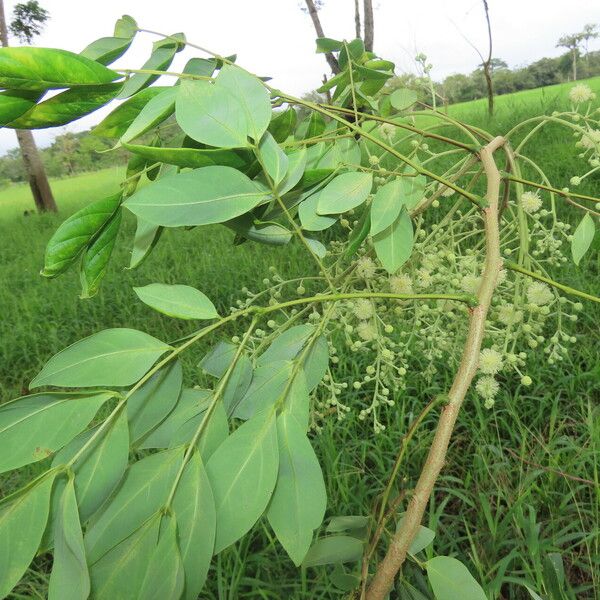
(0, 77, 598, 599)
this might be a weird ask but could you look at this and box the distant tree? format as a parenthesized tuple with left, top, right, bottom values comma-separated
(487, 58, 508, 73)
(557, 32, 583, 80)
(442, 73, 479, 103)
(527, 57, 561, 88)
(580, 23, 598, 61)
(9, 0, 48, 42)
(0, 0, 57, 212)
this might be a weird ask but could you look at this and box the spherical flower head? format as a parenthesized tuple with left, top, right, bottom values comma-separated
(440, 185, 456, 197)
(356, 256, 377, 279)
(353, 299, 374, 320)
(569, 84, 595, 104)
(520, 191, 542, 214)
(526, 281, 554, 306)
(476, 376, 500, 400)
(390, 273, 413, 294)
(479, 348, 504, 375)
(416, 268, 433, 288)
(484, 398, 495, 410)
(369, 155, 380, 166)
(580, 129, 600, 150)
(460, 274, 481, 295)
(357, 321, 377, 341)
(521, 375, 532, 386)
(380, 123, 395, 140)
(570, 176, 581, 186)
(497, 304, 523, 326)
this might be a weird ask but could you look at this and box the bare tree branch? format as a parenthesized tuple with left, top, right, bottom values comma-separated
(481, 0, 494, 115)
(303, 0, 340, 73)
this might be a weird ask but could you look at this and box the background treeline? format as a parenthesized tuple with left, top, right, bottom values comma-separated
(0, 122, 179, 186)
(0, 131, 126, 186)
(391, 49, 600, 106)
(2, 49, 600, 185)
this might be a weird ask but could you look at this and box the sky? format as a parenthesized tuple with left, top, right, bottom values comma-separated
(1, 0, 600, 154)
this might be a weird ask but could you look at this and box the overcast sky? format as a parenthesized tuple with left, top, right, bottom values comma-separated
(1, 0, 600, 154)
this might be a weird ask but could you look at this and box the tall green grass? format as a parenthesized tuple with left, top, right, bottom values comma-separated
(0, 78, 598, 599)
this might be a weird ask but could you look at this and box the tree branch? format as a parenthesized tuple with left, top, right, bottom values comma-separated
(303, 0, 340, 73)
(365, 136, 506, 600)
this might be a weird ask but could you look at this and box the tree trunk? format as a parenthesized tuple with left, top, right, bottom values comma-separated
(572, 49, 577, 80)
(0, 0, 57, 212)
(16, 129, 58, 212)
(363, 0, 374, 52)
(303, 0, 340, 74)
(354, 0, 361, 40)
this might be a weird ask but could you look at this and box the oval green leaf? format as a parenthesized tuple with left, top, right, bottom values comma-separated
(121, 87, 177, 143)
(127, 360, 183, 443)
(30, 328, 171, 389)
(426, 556, 487, 600)
(51, 411, 129, 523)
(172, 450, 216, 599)
(206, 409, 279, 553)
(316, 172, 373, 215)
(85, 448, 184, 564)
(302, 535, 364, 567)
(42, 193, 121, 278)
(48, 477, 90, 600)
(92, 87, 169, 138)
(370, 179, 403, 236)
(134, 283, 219, 320)
(373, 206, 413, 274)
(8, 84, 120, 129)
(123, 166, 269, 227)
(267, 413, 326, 566)
(0, 391, 114, 474)
(571, 212, 595, 266)
(80, 208, 122, 299)
(0, 47, 120, 90)
(0, 473, 56, 599)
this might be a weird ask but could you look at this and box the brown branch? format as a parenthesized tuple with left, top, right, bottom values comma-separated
(303, 0, 340, 74)
(365, 136, 506, 600)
